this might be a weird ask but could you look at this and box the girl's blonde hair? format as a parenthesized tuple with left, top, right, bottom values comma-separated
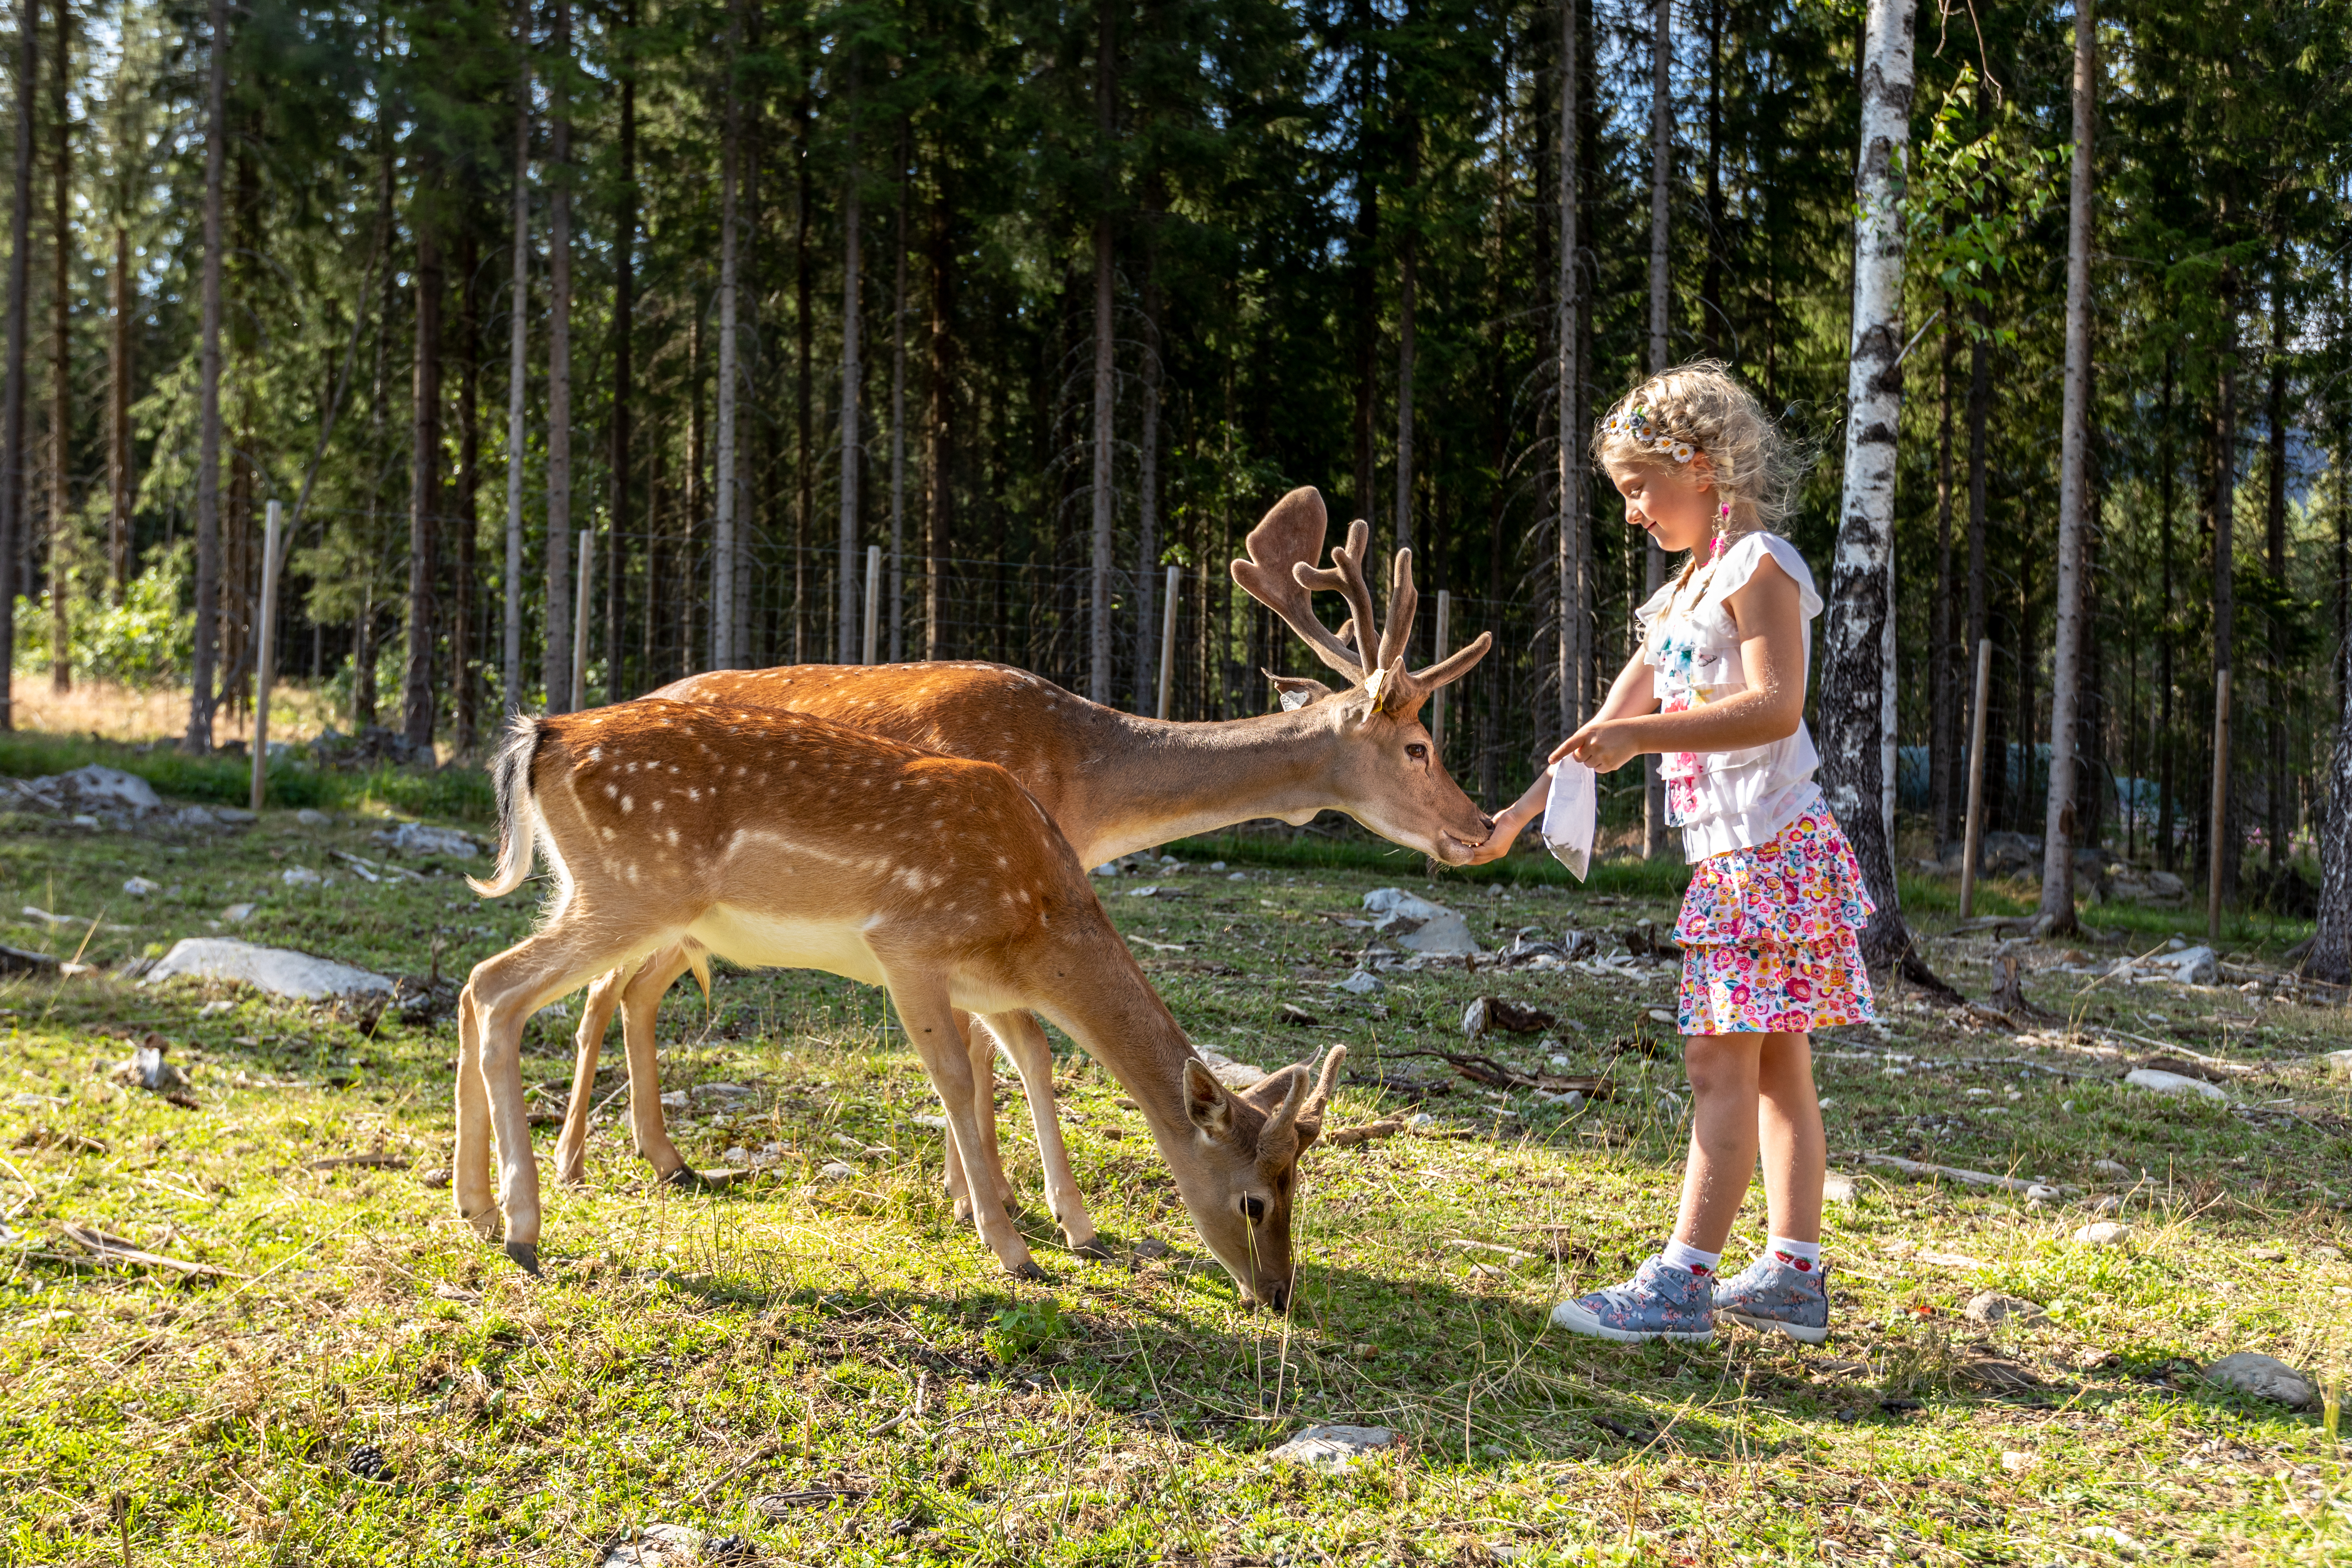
(1590, 361, 1808, 557)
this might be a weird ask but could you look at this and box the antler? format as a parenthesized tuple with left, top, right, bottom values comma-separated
(1231, 488, 1364, 680)
(1230, 489, 1493, 715)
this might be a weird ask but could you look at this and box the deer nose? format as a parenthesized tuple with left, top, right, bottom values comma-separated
(1264, 1278, 1290, 1314)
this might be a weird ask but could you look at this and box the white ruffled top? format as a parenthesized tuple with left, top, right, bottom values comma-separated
(1634, 531, 1825, 864)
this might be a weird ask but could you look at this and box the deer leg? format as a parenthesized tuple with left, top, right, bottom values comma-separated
(961, 1014, 1018, 1216)
(452, 984, 498, 1240)
(617, 945, 699, 1184)
(554, 964, 632, 1186)
(984, 1009, 1102, 1257)
(886, 978, 1041, 1280)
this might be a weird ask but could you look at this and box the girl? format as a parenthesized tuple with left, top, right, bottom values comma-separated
(1481, 361, 1874, 1343)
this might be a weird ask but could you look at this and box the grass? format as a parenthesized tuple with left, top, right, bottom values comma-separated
(0, 726, 495, 824)
(2, 751, 2349, 1565)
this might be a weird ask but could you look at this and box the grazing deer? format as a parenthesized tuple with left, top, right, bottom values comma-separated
(457, 700, 1345, 1302)
(551, 487, 1492, 1254)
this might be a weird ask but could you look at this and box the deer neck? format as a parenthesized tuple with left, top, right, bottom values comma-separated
(1052, 704, 1346, 866)
(1029, 962, 1207, 1150)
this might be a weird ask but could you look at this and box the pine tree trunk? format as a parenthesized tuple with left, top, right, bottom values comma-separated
(1929, 296, 1955, 848)
(923, 156, 953, 661)
(1088, 0, 1117, 704)
(402, 211, 443, 747)
(793, 72, 813, 665)
(713, 0, 742, 671)
(2264, 266, 2287, 869)
(502, 23, 528, 717)
(1818, 0, 1919, 970)
(1132, 196, 1161, 707)
(1643, 0, 1671, 857)
(683, 305, 700, 673)
(46, 0, 70, 694)
(837, 71, 862, 664)
(888, 124, 907, 663)
(1555, 0, 1584, 734)
(2314, 388, 2350, 982)
(2157, 351, 2174, 870)
(607, 0, 635, 701)
(2212, 271, 2238, 910)
(108, 223, 128, 603)
(1701, 0, 1721, 359)
(186, 0, 227, 752)
(2036, 0, 2095, 930)
(542, 0, 573, 711)
(1349, 0, 1377, 527)
(0, 0, 31, 732)
(453, 229, 480, 753)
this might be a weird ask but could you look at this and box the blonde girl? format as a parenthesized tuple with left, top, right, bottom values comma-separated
(1479, 360, 1874, 1343)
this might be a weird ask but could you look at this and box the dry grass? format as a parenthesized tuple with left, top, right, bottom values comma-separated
(9, 677, 347, 748)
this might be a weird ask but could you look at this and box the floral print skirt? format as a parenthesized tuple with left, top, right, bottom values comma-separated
(1674, 799, 1878, 1036)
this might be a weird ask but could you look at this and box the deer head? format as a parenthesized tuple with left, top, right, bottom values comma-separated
(1231, 487, 1496, 863)
(1162, 1045, 1347, 1311)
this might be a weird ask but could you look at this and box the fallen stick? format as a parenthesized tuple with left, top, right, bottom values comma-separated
(1859, 1154, 2072, 1196)
(58, 1222, 240, 1278)
(1323, 1117, 1406, 1148)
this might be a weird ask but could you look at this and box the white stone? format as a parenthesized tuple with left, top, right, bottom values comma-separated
(46, 765, 162, 814)
(1266, 1423, 1394, 1470)
(908, 1112, 948, 1130)
(378, 822, 479, 858)
(2073, 1220, 2133, 1246)
(2153, 945, 2219, 985)
(2092, 1158, 2134, 1178)
(1209, 861, 1227, 871)
(1361, 887, 1481, 957)
(221, 903, 257, 924)
(281, 866, 324, 887)
(1823, 1173, 1859, 1203)
(1228, 871, 1248, 881)
(122, 876, 159, 896)
(141, 937, 392, 1000)
(1338, 970, 1382, 994)
(2323, 1049, 2352, 1079)
(1195, 1046, 1267, 1089)
(2125, 1067, 2225, 1102)
(816, 1161, 859, 1181)
(721, 1147, 751, 1167)
(295, 808, 329, 826)
(2202, 1351, 2316, 1408)
(1965, 1290, 2051, 1327)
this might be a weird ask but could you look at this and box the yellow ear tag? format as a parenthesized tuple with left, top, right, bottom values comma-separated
(1361, 666, 1388, 712)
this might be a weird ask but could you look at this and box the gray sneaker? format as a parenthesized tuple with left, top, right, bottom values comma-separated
(1550, 1256, 1716, 1343)
(1713, 1253, 1830, 1343)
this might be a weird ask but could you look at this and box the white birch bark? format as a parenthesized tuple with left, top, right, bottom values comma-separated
(1642, 0, 1671, 855)
(1819, 0, 1918, 966)
(2038, 0, 2096, 928)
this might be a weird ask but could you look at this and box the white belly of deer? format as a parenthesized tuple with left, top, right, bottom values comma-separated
(689, 907, 888, 987)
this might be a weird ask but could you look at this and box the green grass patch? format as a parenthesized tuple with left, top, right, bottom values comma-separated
(0, 726, 493, 821)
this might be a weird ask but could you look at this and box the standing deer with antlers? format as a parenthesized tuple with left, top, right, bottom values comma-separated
(457, 700, 1345, 1301)
(546, 487, 1493, 1255)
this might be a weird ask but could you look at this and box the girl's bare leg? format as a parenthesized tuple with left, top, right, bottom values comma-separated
(1755, 1030, 1825, 1244)
(1670, 1032, 1763, 1253)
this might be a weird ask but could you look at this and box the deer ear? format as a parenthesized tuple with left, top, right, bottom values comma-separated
(1263, 672, 1336, 711)
(1182, 1058, 1239, 1141)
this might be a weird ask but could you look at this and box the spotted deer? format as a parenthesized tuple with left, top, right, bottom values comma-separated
(551, 486, 1493, 1254)
(457, 700, 1345, 1302)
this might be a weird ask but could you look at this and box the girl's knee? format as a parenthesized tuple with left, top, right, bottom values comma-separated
(1681, 1033, 1760, 1097)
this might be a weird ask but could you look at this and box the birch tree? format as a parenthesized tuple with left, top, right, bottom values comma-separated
(402, 198, 443, 745)
(1817, 0, 1924, 972)
(2036, 0, 2096, 931)
(836, 59, 861, 664)
(45, 0, 69, 693)
(1088, 0, 1117, 705)
(1641, 0, 1670, 857)
(1555, 0, 1585, 734)
(0, 0, 27, 731)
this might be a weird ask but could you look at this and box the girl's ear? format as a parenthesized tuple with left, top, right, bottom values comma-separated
(1688, 452, 1719, 492)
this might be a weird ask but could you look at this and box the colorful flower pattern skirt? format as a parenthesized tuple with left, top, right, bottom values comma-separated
(1674, 800, 1878, 1036)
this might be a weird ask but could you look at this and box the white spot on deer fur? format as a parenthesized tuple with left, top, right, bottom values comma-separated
(605, 783, 619, 799)
(621, 797, 634, 813)
(666, 828, 681, 846)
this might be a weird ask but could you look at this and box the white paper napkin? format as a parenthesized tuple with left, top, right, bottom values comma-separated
(1541, 759, 1597, 882)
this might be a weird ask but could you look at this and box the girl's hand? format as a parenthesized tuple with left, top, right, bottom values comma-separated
(1465, 770, 1553, 864)
(1553, 719, 1641, 774)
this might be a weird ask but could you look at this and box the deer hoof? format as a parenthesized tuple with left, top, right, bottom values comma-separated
(656, 1165, 705, 1190)
(502, 1241, 541, 1275)
(1010, 1259, 1048, 1282)
(1069, 1237, 1112, 1261)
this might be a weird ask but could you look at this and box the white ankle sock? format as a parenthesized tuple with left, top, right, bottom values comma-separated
(1767, 1236, 1822, 1273)
(1661, 1239, 1723, 1277)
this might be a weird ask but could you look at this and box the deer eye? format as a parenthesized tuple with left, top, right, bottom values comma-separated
(1240, 1196, 1268, 1224)
(1405, 743, 1428, 762)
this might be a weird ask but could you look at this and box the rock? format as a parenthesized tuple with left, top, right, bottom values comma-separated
(281, 866, 324, 886)
(2078, 1525, 2141, 1556)
(141, 937, 392, 1000)
(2145, 870, 2187, 899)
(112, 1034, 190, 1093)
(1091, 862, 1119, 876)
(2091, 1158, 2134, 1179)
(121, 876, 160, 897)
(2073, 1220, 2133, 1246)
(1266, 1423, 1394, 1470)
(295, 808, 329, 826)
(1646, 1008, 1677, 1026)
(1361, 888, 1482, 957)
(816, 1161, 859, 1182)
(1279, 1002, 1321, 1026)
(1338, 970, 1382, 995)
(2323, 1049, 2352, 1079)
(16, 764, 164, 816)
(2125, 1067, 2225, 1102)
(377, 822, 479, 858)
(1965, 1290, 2052, 1327)
(1196, 1046, 1268, 1089)
(1133, 1237, 1172, 1259)
(214, 806, 256, 825)
(2201, 1351, 2316, 1408)
(1228, 871, 1248, 881)
(600, 1524, 707, 1566)
(721, 1147, 752, 1166)
(2151, 945, 2219, 985)
(1822, 1173, 1859, 1204)
(174, 805, 220, 829)
(1462, 997, 1490, 1038)
(221, 903, 257, 924)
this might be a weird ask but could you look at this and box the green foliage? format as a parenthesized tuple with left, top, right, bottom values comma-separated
(1904, 66, 2067, 339)
(0, 728, 494, 821)
(981, 1296, 1068, 1362)
(11, 545, 197, 688)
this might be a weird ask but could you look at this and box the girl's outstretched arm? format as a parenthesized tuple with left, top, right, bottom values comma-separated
(1464, 648, 1658, 864)
(1554, 554, 1807, 773)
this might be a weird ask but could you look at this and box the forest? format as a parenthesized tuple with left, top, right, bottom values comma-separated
(1, 0, 2348, 967)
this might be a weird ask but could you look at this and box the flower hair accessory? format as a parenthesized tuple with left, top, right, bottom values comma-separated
(1602, 403, 1698, 464)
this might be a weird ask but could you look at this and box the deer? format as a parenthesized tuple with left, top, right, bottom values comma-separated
(548, 486, 1494, 1258)
(456, 699, 1346, 1303)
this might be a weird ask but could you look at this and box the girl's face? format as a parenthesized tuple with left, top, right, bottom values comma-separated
(1608, 457, 1719, 556)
